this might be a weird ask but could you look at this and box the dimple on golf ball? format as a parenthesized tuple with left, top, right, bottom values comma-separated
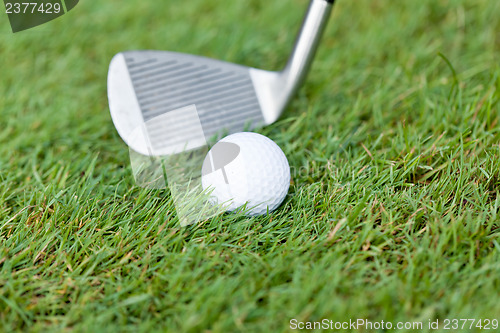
(201, 132, 290, 216)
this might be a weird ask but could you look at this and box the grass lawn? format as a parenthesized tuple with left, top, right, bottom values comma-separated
(1, 0, 500, 331)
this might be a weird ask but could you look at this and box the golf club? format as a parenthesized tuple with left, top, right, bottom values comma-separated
(108, 0, 335, 156)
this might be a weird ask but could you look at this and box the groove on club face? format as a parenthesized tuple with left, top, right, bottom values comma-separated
(123, 51, 265, 149)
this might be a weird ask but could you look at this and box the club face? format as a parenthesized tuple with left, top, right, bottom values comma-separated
(107, 51, 279, 156)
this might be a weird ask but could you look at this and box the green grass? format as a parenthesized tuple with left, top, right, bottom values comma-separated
(1, 0, 500, 331)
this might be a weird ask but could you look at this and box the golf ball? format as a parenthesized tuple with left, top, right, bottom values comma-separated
(201, 132, 290, 216)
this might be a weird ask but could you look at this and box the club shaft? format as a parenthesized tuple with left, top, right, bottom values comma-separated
(281, 0, 334, 96)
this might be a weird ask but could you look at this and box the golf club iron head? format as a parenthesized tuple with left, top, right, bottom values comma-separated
(108, 0, 334, 156)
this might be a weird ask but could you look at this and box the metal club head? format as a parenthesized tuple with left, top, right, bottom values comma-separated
(108, 0, 334, 156)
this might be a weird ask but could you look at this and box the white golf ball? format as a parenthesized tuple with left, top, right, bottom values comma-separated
(201, 132, 290, 216)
